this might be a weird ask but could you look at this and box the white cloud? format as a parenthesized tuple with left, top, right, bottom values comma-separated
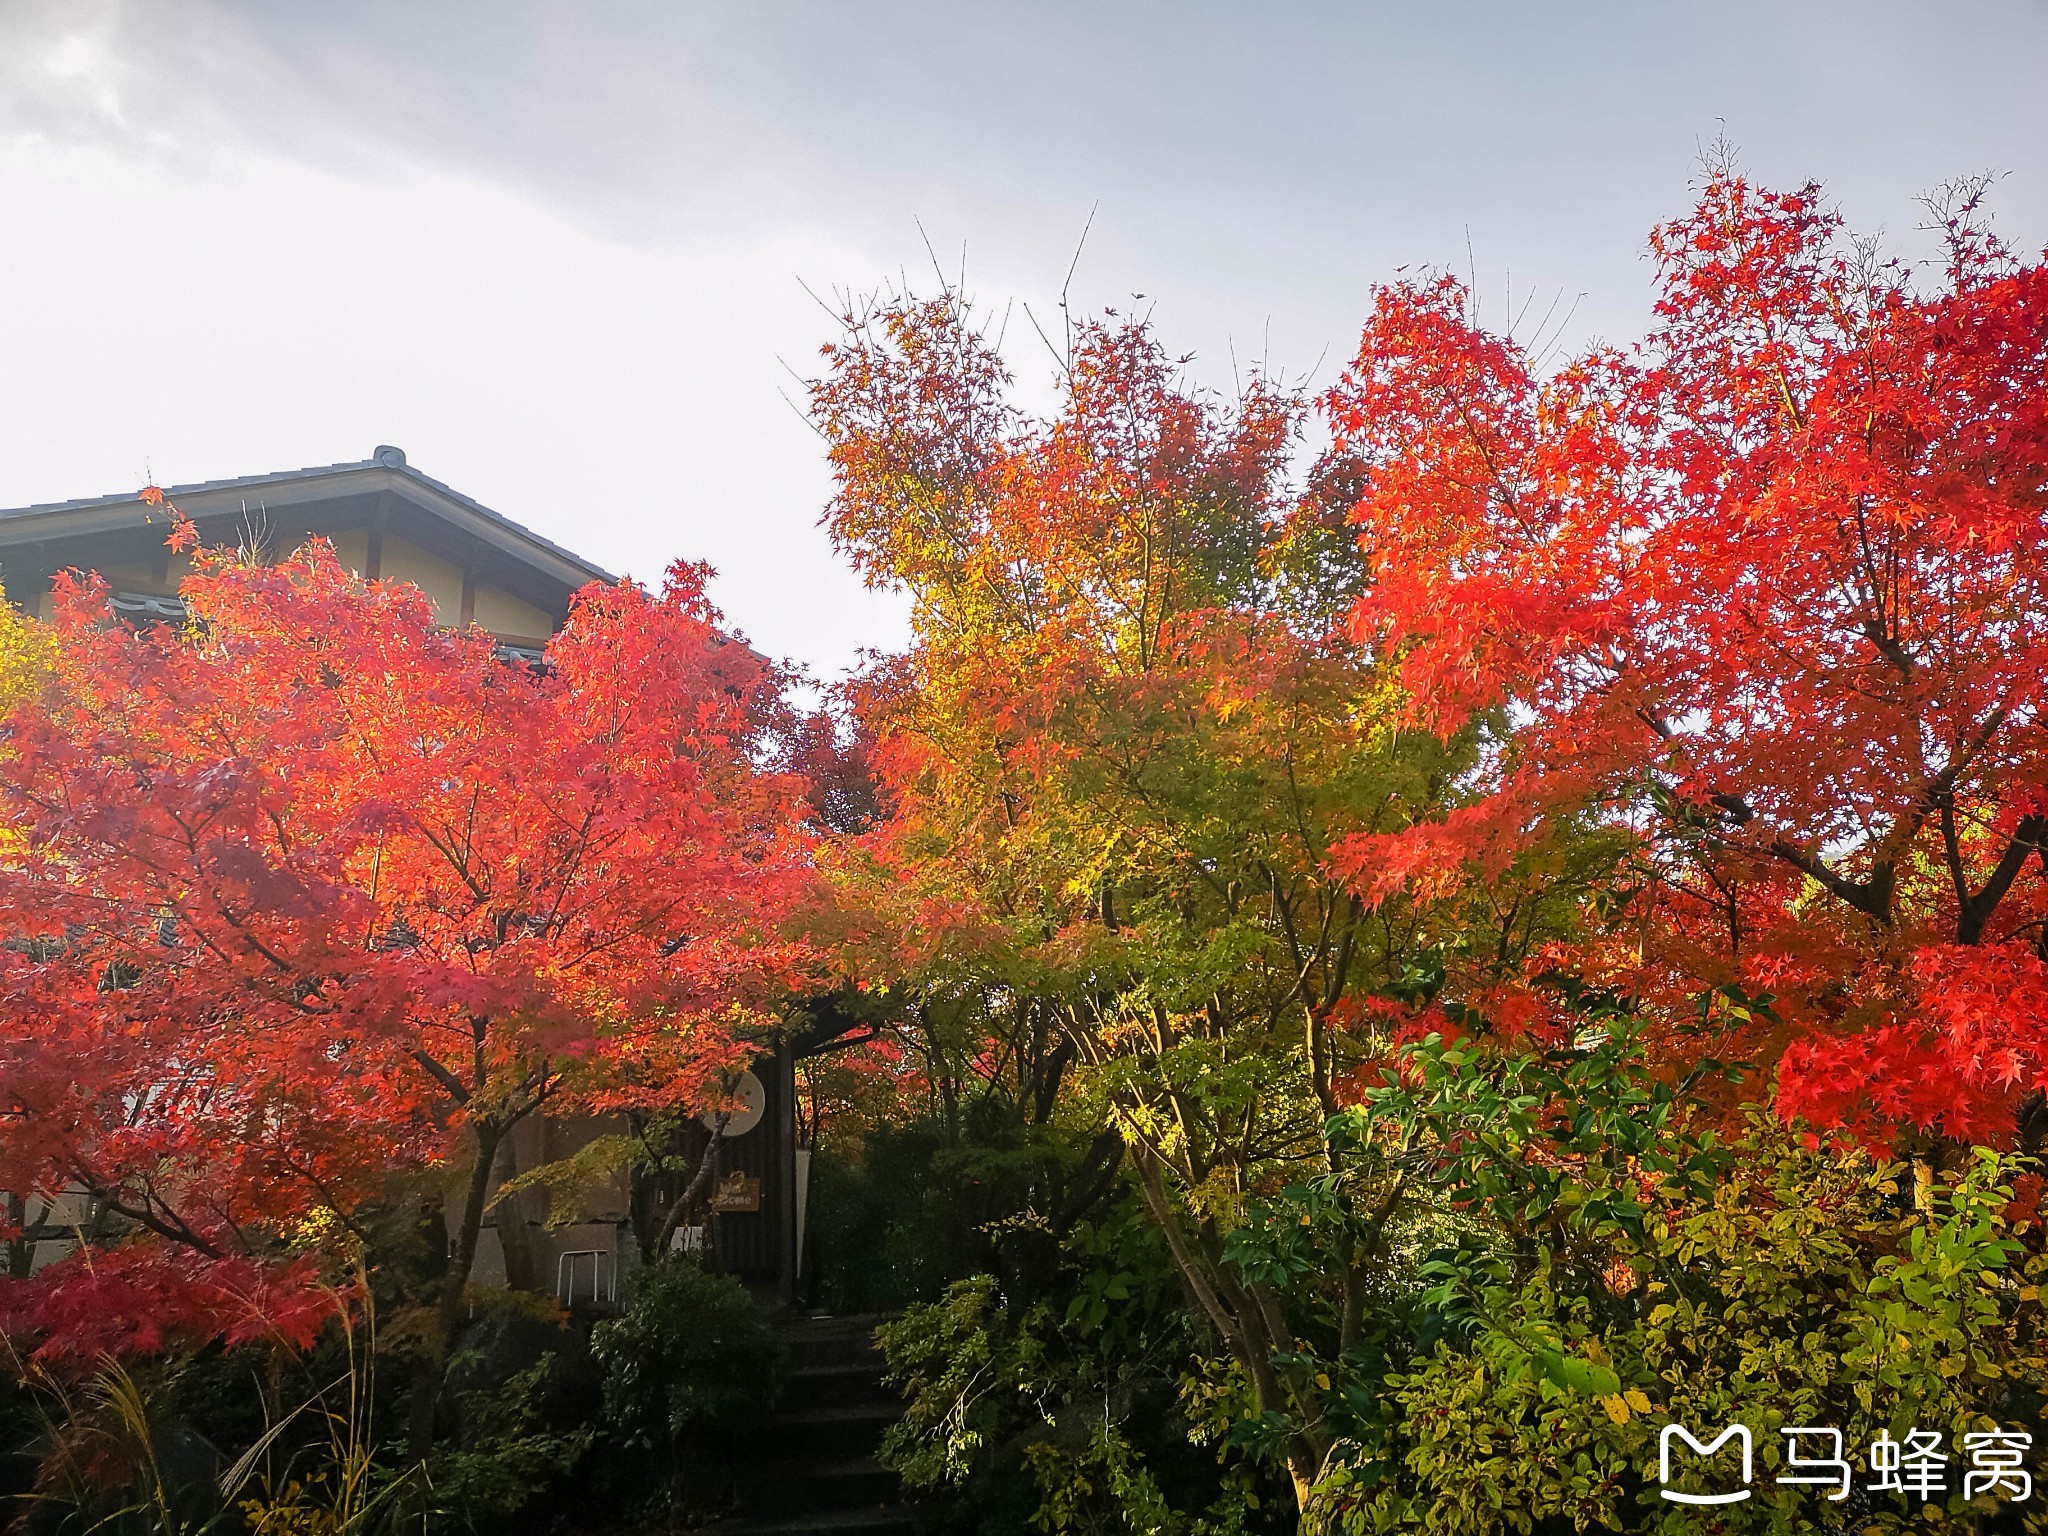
(0, 0, 2042, 681)
(0, 129, 910, 679)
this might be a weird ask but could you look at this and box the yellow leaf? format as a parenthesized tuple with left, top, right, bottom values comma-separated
(1315, 1373, 1331, 1391)
(1624, 1389, 1653, 1414)
(1600, 1394, 1630, 1424)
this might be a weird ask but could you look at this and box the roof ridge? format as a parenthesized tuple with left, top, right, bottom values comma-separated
(0, 455, 383, 519)
(0, 449, 615, 584)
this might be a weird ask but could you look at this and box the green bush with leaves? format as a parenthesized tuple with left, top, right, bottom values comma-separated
(878, 1201, 1292, 1535)
(1328, 1126, 2045, 1532)
(422, 1358, 593, 1532)
(591, 1260, 784, 1452)
(809, 1102, 1129, 1316)
(1302, 1026, 2048, 1535)
(865, 1004, 2046, 1534)
(878, 1275, 1032, 1493)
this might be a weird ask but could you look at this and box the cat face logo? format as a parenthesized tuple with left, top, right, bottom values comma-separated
(1659, 1424, 1753, 1505)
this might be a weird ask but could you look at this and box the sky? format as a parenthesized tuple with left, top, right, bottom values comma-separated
(0, 0, 2043, 681)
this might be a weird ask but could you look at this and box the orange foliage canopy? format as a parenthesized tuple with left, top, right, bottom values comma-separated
(1327, 167, 2048, 1143)
(0, 543, 815, 1360)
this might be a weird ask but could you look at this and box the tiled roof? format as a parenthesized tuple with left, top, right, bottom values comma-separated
(0, 446, 616, 584)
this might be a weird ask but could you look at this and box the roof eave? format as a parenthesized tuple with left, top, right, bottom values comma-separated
(0, 459, 617, 591)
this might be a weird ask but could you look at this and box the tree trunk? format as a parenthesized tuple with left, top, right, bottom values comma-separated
(1287, 1463, 1321, 1532)
(1125, 1138, 1330, 1525)
(6, 1192, 31, 1279)
(652, 1126, 724, 1259)
(493, 1129, 539, 1293)
(409, 1120, 503, 1460)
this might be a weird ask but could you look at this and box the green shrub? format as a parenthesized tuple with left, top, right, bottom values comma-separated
(424, 1358, 593, 1532)
(591, 1261, 783, 1451)
(877, 1207, 1291, 1535)
(1335, 1121, 2048, 1535)
(810, 1103, 1125, 1314)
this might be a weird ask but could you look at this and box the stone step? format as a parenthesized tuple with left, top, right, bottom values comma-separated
(700, 1311, 914, 1528)
(729, 1455, 900, 1517)
(747, 1402, 899, 1462)
(708, 1504, 943, 1536)
(779, 1317, 889, 1371)
(779, 1361, 899, 1411)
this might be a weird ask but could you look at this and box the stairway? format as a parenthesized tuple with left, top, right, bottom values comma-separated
(711, 1313, 940, 1535)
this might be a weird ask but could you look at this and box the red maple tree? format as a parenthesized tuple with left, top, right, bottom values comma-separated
(1326, 161, 2048, 1143)
(0, 541, 815, 1367)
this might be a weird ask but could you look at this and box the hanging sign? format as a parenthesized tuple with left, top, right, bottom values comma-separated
(710, 1171, 763, 1214)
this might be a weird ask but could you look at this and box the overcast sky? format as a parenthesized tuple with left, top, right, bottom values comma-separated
(1, 1, 2043, 679)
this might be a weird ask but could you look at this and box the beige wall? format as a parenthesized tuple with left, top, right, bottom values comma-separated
(93, 554, 195, 592)
(469, 586, 555, 644)
(459, 1114, 637, 1305)
(73, 532, 560, 644)
(378, 536, 464, 622)
(328, 528, 370, 576)
(338, 534, 558, 642)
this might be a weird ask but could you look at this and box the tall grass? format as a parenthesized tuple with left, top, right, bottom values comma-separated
(4, 1263, 425, 1535)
